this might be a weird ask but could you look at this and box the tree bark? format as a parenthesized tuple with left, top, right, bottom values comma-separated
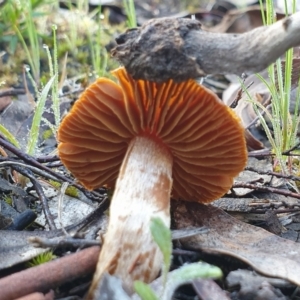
(111, 13, 300, 82)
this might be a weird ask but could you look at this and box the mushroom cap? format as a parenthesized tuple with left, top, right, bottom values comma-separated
(58, 67, 247, 203)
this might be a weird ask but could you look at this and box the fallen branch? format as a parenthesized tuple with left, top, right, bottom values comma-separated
(15, 290, 54, 300)
(0, 246, 100, 300)
(0, 88, 26, 98)
(112, 13, 300, 82)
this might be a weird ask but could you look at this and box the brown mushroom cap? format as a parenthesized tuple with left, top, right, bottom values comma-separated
(58, 67, 247, 203)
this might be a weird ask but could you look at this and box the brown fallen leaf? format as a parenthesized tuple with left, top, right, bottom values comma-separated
(172, 201, 300, 286)
(0, 94, 12, 111)
(208, 6, 285, 34)
(192, 278, 230, 300)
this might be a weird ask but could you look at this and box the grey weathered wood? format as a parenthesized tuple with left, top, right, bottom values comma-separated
(111, 13, 300, 82)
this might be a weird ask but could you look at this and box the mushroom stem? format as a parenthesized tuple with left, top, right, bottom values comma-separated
(87, 135, 173, 298)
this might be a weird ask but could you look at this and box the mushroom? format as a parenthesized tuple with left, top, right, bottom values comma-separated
(57, 67, 247, 297)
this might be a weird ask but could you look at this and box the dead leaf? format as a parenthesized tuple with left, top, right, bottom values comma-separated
(0, 230, 57, 270)
(192, 278, 230, 300)
(0, 198, 103, 270)
(227, 269, 293, 289)
(233, 157, 272, 196)
(209, 6, 285, 34)
(172, 201, 300, 286)
(227, 270, 288, 300)
(0, 94, 12, 111)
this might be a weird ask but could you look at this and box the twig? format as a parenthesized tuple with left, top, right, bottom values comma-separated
(245, 103, 272, 130)
(7, 164, 56, 230)
(112, 13, 300, 82)
(172, 248, 201, 256)
(5, 209, 37, 230)
(44, 161, 63, 168)
(230, 74, 250, 109)
(0, 136, 104, 201)
(233, 182, 300, 199)
(245, 166, 300, 182)
(0, 88, 26, 98)
(36, 155, 60, 163)
(15, 166, 57, 230)
(59, 87, 84, 98)
(28, 198, 109, 242)
(15, 290, 54, 300)
(0, 159, 63, 182)
(282, 141, 300, 155)
(28, 236, 100, 248)
(248, 149, 273, 157)
(0, 246, 100, 300)
(249, 208, 300, 214)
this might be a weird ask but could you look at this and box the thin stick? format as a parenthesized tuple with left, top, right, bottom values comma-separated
(233, 182, 300, 199)
(0, 246, 100, 300)
(0, 136, 104, 201)
(0, 88, 26, 97)
(11, 165, 56, 230)
(245, 166, 300, 182)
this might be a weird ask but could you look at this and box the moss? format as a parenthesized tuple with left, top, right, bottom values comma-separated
(42, 129, 53, 140)
(49, 180, 79, 198)
(273, 164, 282, 173)
(26, 251, 56, 267)
(65, 185, 79, 198)
(3, 194, 13, 206)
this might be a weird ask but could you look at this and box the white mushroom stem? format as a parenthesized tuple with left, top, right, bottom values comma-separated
(87, 135, 173, 298)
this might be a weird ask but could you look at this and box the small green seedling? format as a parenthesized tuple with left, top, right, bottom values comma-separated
(134, 217, 223, 300)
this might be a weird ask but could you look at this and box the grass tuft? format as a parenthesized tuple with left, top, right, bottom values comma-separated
(250, 0, 300, 172)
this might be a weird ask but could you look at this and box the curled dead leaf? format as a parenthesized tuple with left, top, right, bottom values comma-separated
(173, 201, 300, 286)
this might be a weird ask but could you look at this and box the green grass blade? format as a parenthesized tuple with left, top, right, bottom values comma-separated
(134, 281, 159, 300)
(259, 0, 266, 25)
(123, 0, 136, 28)
(0, 124, 20, 148)
(27, 75, 56, 155)
(14, 25, 37, 81)
(51, 24, 60, 129)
